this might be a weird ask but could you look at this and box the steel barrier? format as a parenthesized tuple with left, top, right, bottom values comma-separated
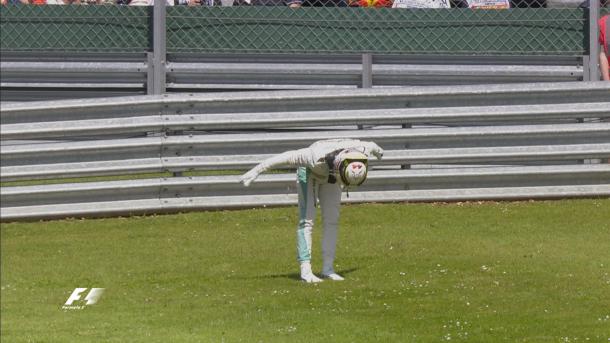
(1, 83, 609, 221)
(3, 101, 609, 139)
(0, 54, 586, 102)
(2, 82, 609, 123)
(3, 142, 610, 182)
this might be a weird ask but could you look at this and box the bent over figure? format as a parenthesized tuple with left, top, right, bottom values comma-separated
(240, 139, 384, 283)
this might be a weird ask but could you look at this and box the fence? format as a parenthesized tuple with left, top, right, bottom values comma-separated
(1, 82, 609, 221)
(1, 3, 608, 101)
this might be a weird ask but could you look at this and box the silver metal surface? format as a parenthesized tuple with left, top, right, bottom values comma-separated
(2, 184, 609, 221)
(1, 83, 609, 221)
(2, 82, 609, 124)
(2, 52, 586, 102)
(3, 144, 609, 182)
(3, 124, 609, 168)
(2, 102, 609, 139)
(152, 0, 166, 95)
(587, 0, 600, 81)
(3, 165, 608, 207)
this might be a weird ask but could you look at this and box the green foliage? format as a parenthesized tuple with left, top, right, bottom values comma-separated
(2, 199, 609, 342)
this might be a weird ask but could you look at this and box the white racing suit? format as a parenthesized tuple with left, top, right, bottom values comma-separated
(241, 139, 384, 275)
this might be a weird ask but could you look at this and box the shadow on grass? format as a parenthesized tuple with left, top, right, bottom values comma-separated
(259, 267, 360, 281)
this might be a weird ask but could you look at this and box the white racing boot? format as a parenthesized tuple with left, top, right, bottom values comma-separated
(321, 265, 344, 281)
(321, 271, 344, 281)
(300, 261, 323, 283)
(322, 255, 344, 281)
(322, 273, 344, 281)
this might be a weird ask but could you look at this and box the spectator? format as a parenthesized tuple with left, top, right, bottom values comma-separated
(600, 14, 609, 80)
(175, 0, 202, 5)
(286, 0, 347, 8)
(46, 0, 82, 4)
(126, 0, 174, 5)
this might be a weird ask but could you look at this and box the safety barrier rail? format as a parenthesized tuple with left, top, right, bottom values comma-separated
(3, 82, 609, 123)
(3, 102, 609, 140)
(1, 82, 609, 220)
(0, 54, 586, 102)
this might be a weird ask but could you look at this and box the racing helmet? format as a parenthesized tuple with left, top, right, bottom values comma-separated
(338, 150, 369, 186)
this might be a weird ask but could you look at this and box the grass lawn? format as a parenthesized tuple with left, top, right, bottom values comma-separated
(1, 199, 609, 342)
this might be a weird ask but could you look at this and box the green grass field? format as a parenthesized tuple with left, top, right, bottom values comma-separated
(2, 199, 609, 342)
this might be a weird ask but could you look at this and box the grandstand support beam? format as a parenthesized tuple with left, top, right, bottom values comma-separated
(587, 0, 600, 81)
(152, 0, 167, 95)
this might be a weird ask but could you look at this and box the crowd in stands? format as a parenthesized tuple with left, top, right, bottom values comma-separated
(0, 0, 222, 5)
(0, 0, 606, 9)
(0, 0, 178, 4)
(0, 0, 571, 7)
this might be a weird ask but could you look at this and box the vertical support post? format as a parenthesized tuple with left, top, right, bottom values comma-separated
(152, 0, 167, 95)
(586, 0, 603, 164)
(361, 53, 373, 89)
(146, 52, 155, 95)
(358, 53, 373, 130)
(583, 55, 591, 81)
(588, 0, 600, 82)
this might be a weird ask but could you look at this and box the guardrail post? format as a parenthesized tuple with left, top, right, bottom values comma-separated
(361, 53, 373, 89)
(587, 0, 600, 81)
(151, 0, 167, 95)
(147, 52, 155, 95)
(358, 53, 373, 130)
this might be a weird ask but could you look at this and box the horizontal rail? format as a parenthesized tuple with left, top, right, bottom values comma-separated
(1, 83, 608, 221)
(168, 53, 585, 67)
(0, 52, 585, 102)
(0, 83, 145, 89)
(2, 102, 609, 140)
(2, 82, 609, 124)
(3, 52, 582, 66)
(167, 63, 582, 89)
(0, 62, 148, 74)
(167, 63, 582, 77)
(2, 144, 609, 182)
(5, 185, 609, 221)
(3, 165, 609, 207)
(2, 183, 609, 221)
(3, 124, 609, 167)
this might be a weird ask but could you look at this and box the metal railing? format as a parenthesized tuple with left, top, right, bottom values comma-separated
(1, 82, 609, 221)
(0, 53, 589, 101)
(1, 4, 608, 101)
(3, 82, 609, 123)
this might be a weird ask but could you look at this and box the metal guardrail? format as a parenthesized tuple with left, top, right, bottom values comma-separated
(166, 61, 583, 91)
(3, 102, 609, 140)
(3, 124, 610, 166)
(3, 143, 610, 182)
(2, 82, 610, 124)
(0, 53, 587, 102)
(1, 83, 609, 221)
(2, 176, 610, 221)
(3, 165, 610, 206)
(3, 184, 609, 221)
